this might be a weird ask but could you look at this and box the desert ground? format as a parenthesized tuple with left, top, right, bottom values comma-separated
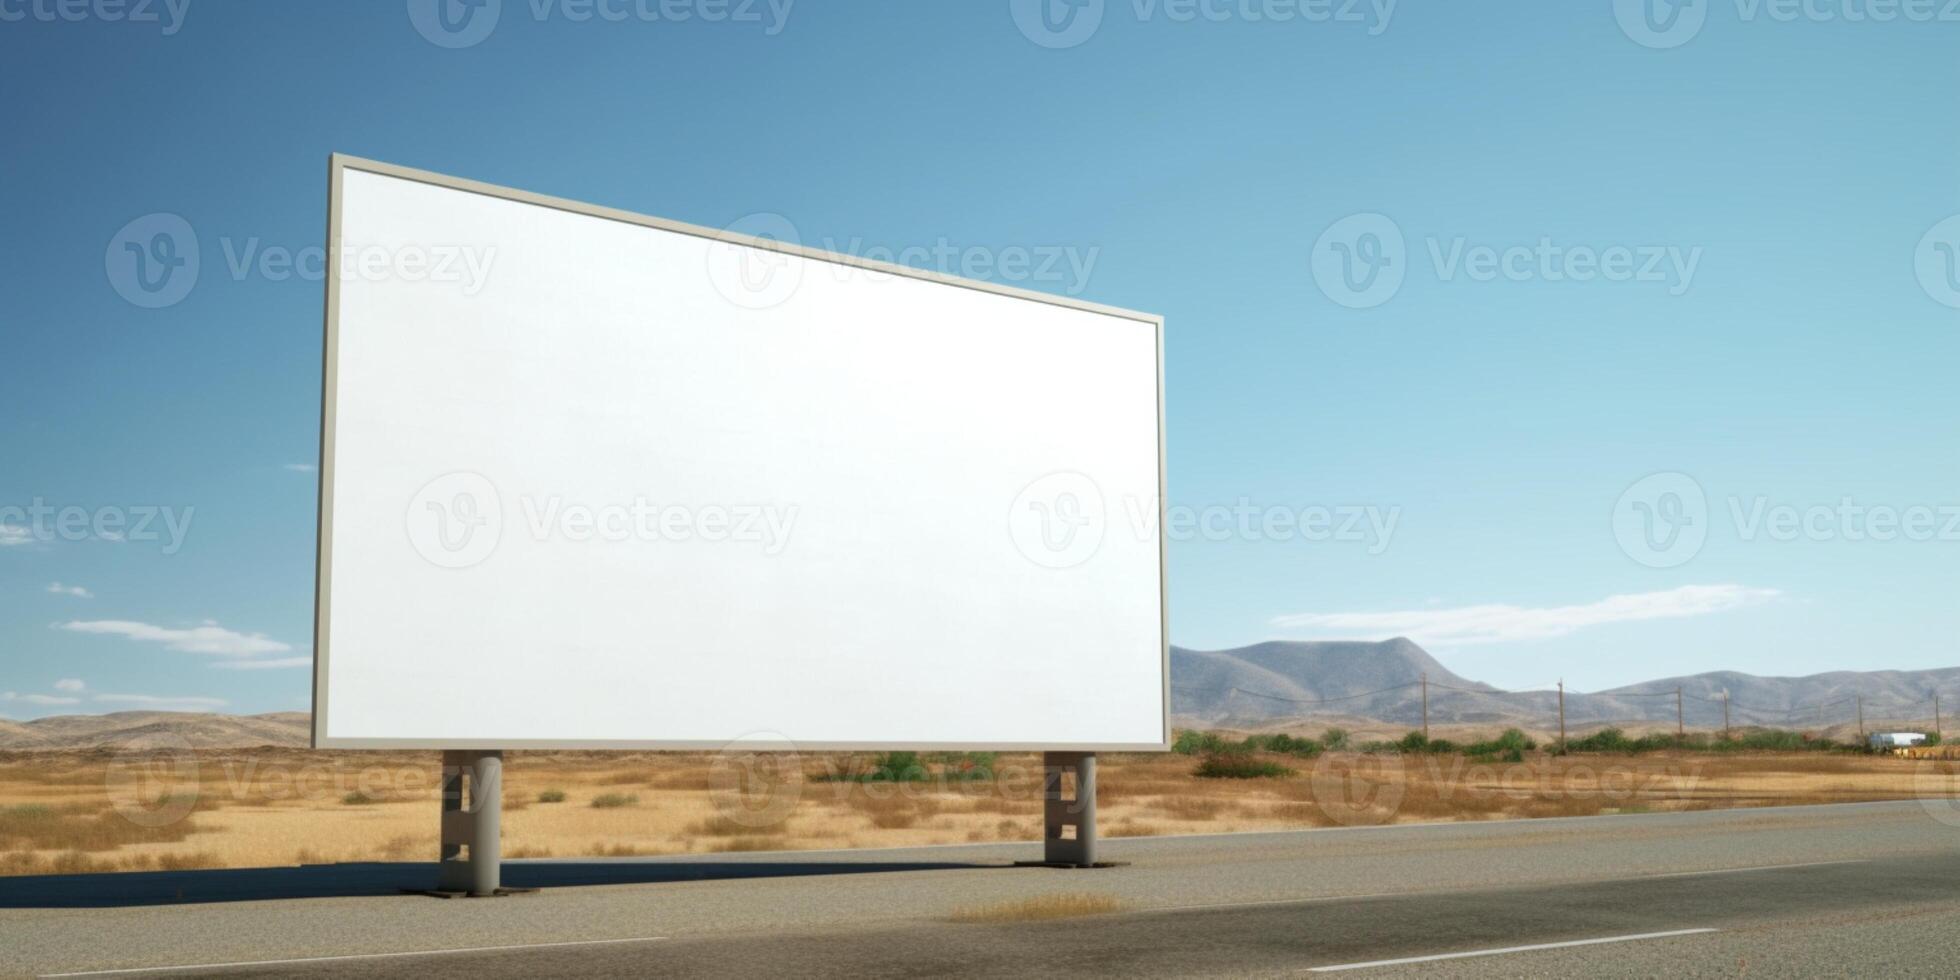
(6, 738, 1960, 877)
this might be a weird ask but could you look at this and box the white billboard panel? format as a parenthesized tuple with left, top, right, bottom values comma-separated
(314, 156, 1166, 750)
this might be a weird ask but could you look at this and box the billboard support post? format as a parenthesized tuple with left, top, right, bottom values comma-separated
(436, 750, 506, 896)
(1042, 752, 1100, 867)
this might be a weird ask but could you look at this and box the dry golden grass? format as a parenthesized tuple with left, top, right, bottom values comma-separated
(948, 892, 1124, 923)
(0, 747, 1947, 876)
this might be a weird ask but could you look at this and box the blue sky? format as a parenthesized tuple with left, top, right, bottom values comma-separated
(3, 1, 1958, 717)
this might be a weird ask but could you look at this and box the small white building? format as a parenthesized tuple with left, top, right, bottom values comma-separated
(1869, 732, 1929, 750)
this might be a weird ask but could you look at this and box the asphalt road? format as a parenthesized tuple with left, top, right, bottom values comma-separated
(9, 800, 1960, 977)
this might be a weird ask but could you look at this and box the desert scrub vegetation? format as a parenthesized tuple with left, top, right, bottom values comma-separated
(0, 745, 1936, 876)
(537, 789, 567, 803)
(1555, 727, 1861, 756)
(0, 801, 203, 852)
(1389, 728, 1536, 763)
(1173, 729, 1326, 758)
(1193, 750, 1294, 780)
(807, 751, 1001, 786)
(687, 814, 791, 837)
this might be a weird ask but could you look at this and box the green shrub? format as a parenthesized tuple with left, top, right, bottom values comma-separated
(1465, 728, 1536, 758)
(1172, 729, 1226, 755)
(537, 789, 567, 804)
(341, 791, 375, 805)
(590, 792, 639, 809)
(923, 751, 996, 781)
(1397, 731, 1429, 753)
(1722, 729, 1841, 752)
(867, 751, 931, 782)
(1321, 727, 1351, 751)
(1194, 753, 1294, 779)
(1565, 728, 1632, 753)
(1241, 733, 1324, 756)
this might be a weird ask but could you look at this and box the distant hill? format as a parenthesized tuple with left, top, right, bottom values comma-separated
(1173, 638, 1498, 725)
(1173, 639, 1958, 733)
(0, 711, 309, 750)
(5, 643, 1955, 749)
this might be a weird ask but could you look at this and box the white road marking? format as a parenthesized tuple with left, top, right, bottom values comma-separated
(40, 937, 667, 977)
(1306, 929, 1719, 972)
(1644, 859, 1867, 879)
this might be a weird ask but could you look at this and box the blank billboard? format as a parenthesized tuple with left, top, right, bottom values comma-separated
(313, 156, 1165, 750)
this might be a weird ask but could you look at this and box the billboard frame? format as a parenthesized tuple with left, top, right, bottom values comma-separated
(311, 154, 1169, 753)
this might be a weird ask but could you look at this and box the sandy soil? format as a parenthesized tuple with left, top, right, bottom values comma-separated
(2, 747, 1955, 876)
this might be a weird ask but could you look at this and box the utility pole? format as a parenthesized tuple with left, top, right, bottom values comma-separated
(1557, 680, 1567, 753)
(1420, 672, 1430, 741)
(1935, 692, 1943, 742)
(1677, 686, 1685, 740)
(1723, 693, 1731, 741)
(1857, 696, 1865, 742)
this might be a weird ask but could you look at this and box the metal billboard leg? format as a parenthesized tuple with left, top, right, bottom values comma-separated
(1042, 751, 1101, 868)
(431, 749, 522, 897)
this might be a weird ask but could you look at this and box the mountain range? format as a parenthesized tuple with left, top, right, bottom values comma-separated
(1172, 639, 1959, 733)
(4, 640, 1955, 749)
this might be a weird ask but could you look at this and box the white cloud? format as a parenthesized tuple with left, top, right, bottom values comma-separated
(54, 678, 85, 693)
(47, 582, 93, 598)
(0, 524, 30, 547)
(56, 619, 292, 658)
(284, 463, 317, 473)
(1, 692, 82, 706)
(210, 656, 312, 670)
(92, 693, 227, 709)
(1271, 584, 1782, 647)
